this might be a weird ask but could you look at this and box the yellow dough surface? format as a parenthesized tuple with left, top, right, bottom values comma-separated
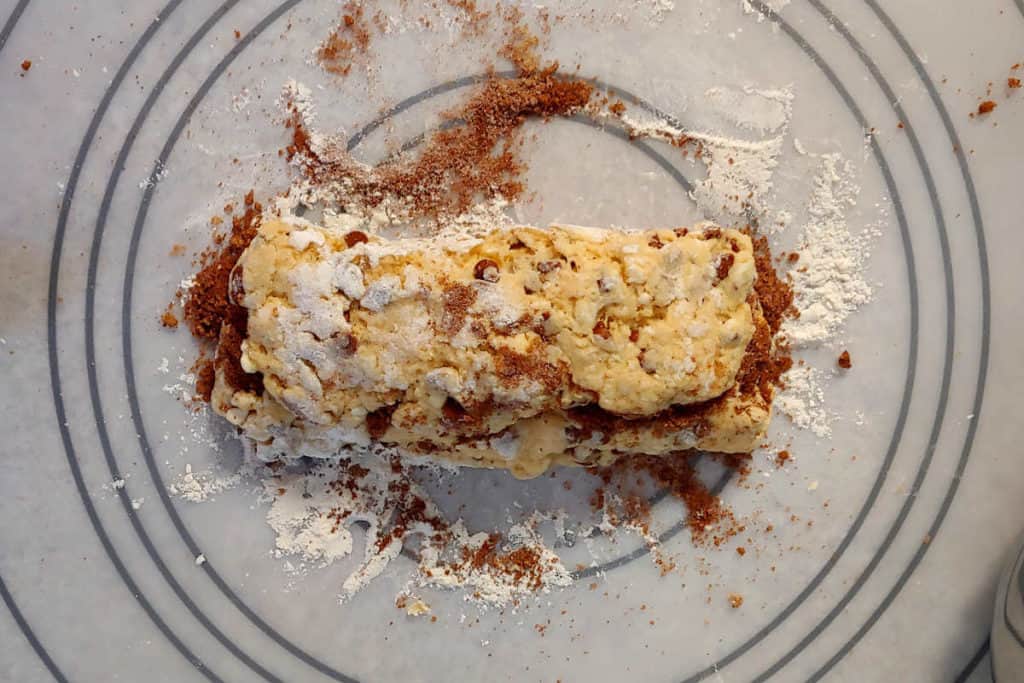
(211, 218, 770, 478)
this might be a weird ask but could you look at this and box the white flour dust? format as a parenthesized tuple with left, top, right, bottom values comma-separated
(782, 152, 875, 347)
(741, 0, 791, 20)
(264, 453, 572, 605)
(774, 365, 831, 437)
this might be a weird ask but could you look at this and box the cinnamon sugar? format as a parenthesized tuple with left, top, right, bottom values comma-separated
(439, 282, 478, 335)
(316, 2, 371, 77)
(492, 344, 566, 392)
(181, 193, 264, 397)
(499, 6, 541, 73)
(160, 308, 179, 329)
(285, 65, 592, 222)
(445, 0, 492, 36)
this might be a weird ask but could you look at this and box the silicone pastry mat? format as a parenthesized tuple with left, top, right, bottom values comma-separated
(1, 1, 1022, 681)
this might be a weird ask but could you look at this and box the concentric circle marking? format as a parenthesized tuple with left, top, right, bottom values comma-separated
(36, 1, 995, 682)
(47, 0, 226, 679)
(801, 0, 992, 677)
(750, 0, 958, 677)
(83, 0, 288, 679)
(85, 5, 920, 683)
(681, 2, 933, 678)
(1, 2, 69, 680)
(80, 2, 354, 680)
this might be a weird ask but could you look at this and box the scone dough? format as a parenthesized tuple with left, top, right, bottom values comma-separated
(212, 219, 770, 478)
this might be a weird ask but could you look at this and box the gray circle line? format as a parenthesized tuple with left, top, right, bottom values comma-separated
(0, 0, 29, 53)
(82, 0, 303, 681)
(47, 0, 223, 679)
(755, 0, 959, 676)
(85, 0, 357, 681)
(953, 638, 990, 683)
(0, 573, 67, 683)
(804, 0, 992, 677)
(680, 3, 929, 680)
(22, 2, 991, 679)
(0, 2, 59, 680)
(140, 58, 918, 682)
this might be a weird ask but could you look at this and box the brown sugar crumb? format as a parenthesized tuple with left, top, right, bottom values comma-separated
(194, 358, 215, 403)
(977, 100, 997, 115)
(715, 252, 735, 282)
(1009, 77, 1022, 89)
(728, 593, 744, 609)
(160, 308, 179, 328)
(169, 243, 186, 257)
(776, 450, 791, 467)
(736, 546, 746, 556)
(181, 192, 264, 399)
(317, 2, 371, 76)
(20, 59, 31, 73)
(598, 454, 741, 546)
(608, 100, 627, 116)
(499, 7, 541, 73)
(284, 64, 592, 222)
(439, 282, 478, 336)
(837, 350, 852, 369)
(492, 344, 565, 393)
(446, 0, 491, 36)
(233, 29, 241, 40)
(786, 252, 800, 263)
(897, 121, 904, 129)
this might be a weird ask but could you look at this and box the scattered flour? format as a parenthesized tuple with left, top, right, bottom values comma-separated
(783, 152, 875, 347)
(774, 365, 831, 438)
(742, 0, 791, 20)
(169, 462, 244, 503)
(264, 454, 572, 606)
(703, 85, 793, 134)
